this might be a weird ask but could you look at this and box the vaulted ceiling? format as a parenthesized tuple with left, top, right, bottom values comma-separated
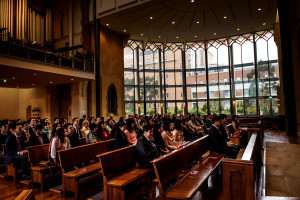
(98, 0, 277, 42)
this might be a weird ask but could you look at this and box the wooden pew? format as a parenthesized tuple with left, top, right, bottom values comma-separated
(152, 135, 226, 200)
(58, 139, 115, 200)
(15, 189, 36, 200)
(27, 144, 60, 190)
(222, 132, 262, 200)
(78, 137, 86, 146)
(97, 145, 153, 200)
(1, 144, 18, 183)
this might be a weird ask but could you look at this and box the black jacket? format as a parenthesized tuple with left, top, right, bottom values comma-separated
(4, 134, 27, 164)
(136, 135, 160, 168)
(114, 128, 128, 149)
(27, 132, 50, 147)
(208, 125, 228, 152)
(67, 132, 79, 148)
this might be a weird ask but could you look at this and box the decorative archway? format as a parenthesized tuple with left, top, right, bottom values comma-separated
(106, 83, 118, 116)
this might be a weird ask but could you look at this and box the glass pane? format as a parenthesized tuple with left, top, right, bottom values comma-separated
(242, 40, 256, 98)
(209, 101, 219, 114)
(125, 103, 134, 115)
(259, 99, 271, 115)
(235, 100, 244, 115)
(146, 103, 155, 115)
(124, 86, 134, 101)
(271, 98, 279, 115)
(220, 100, 231, 114)
(188, 102, 197, 114)
(233, 43, 243, 98)
(245, 99, 256, 115)
(140, 103, 145, 115)
(166, 102, 175, 115)
(208, 47, 219, 99)
(198, 101, 207, 114)
(176, 102, 184, 115)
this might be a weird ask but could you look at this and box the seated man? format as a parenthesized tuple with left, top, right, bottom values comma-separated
(208, 116, 240, 159)
(65, 123, 79, 147)
(27, 124, 50, 147)
(136, 125, 160, 168)
(5, 124, 30, 179)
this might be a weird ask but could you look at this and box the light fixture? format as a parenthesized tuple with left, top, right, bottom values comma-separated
(50, 81, 53, 84)
(158, 36, 161, 38)
(106, 24, 109, 26)
(224, 16, 227, 19)
(34, 73, 37, 76)
(32, 84, 35, 86)
(263, 22, 266, 26)
(172, 21, 175, 24)
(214, 33, 217, 35)
(195, 35, 197, 38)
(141, 33, 143, 36)
(196, 21, 200, 24)
(150, 16, 153, 20)
(71, 79, 74, 81)
(257, 8, 262, 11)
(237, 28, 240, 31)
(123, 30, 126, 32)
(12, 77, 15, 79)
(176, 36, 179, 39)
(191, 0, 194, 2)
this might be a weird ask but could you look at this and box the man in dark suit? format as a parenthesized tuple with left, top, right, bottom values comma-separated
(208, 116, 239, 159)
(5, 124, 30, 179)
(0, 124, 10, 145)
(65, 123, 78, 147)
(27, 124, 50, 147)
(72, 118, 82, 138)
(136, 120, 146, 139)
(136, 125, 161, 168)
(28, 118, 37, 135)
(206, 113, 213, 129)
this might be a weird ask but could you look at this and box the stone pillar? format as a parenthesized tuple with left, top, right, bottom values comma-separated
(71, 81, 89, 120)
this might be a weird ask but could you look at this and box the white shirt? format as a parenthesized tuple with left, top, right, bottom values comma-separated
(50, 137, 70, 159)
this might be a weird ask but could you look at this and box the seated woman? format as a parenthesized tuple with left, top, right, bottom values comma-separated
(153, 124, 169, 154)
(161, 123, 177, 151)
(173, 119, 184, 143)
(125, 119, 138, 145)
(49, 123, 61, 140)
(86, 124, 101, 144)
(49, 128, 70, 166)
(81, 120, 90, 138)
(98, 121, 111, 141)
(114, 122, 129, 149)
(231, 115, 247, 146)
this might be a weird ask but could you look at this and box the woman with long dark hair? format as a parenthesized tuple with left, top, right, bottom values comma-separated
(173, 119, 184, 142)
(125, 118, 137, 145)
(153, 124, 169, 154)
(161, 122, 177, 150)
(49, 128, 70, 166)
(98, 121, 111, 141)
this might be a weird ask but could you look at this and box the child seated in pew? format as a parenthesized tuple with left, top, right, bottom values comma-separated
(49, 128, 70, 166)
(136, 125, 161, 168)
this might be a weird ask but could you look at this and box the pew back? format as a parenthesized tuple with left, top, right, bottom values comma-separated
(58, 140, 115, 173)
(153, 136, 210, 194)
(222, 132, 261, 200)
(98, 145, 136, 179)
(27, 144, 49, 166)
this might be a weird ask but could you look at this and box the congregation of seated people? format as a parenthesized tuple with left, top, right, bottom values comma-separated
(0, 112, 244, 181)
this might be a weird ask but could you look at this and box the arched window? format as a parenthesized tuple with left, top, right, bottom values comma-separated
(107, 84, 118, 115)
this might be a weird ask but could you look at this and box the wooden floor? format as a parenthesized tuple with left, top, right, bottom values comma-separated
(0, 129, 298, 200)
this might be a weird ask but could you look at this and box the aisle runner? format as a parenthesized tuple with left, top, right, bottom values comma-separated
(265, 142, 300, 197)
